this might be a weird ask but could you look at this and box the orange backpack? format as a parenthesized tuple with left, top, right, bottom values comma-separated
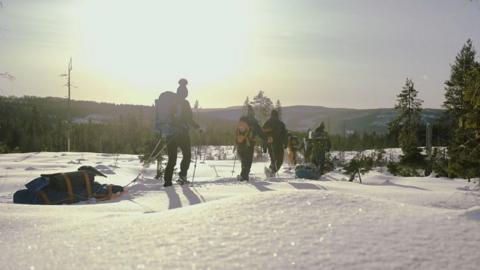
(236, 119, 253, 145)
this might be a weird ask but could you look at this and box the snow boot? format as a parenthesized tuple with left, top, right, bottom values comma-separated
(237, 175, 249, 181)
(177, 175, 190, 185)
(264, 166, 275, 178)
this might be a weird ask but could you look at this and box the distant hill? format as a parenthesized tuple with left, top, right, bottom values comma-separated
(1, 95, 444, 135)
(199, 105, 444, 134)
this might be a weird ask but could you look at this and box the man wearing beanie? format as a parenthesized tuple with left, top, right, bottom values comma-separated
(163, 78, 200, 186)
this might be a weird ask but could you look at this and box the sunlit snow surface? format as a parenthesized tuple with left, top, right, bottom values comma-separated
(0, 151, 479, 270)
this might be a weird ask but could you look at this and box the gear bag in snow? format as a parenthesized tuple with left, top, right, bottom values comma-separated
(295, 163, 320, 180)
(154, 91, 182, 136)
(13, 166, 124, 205)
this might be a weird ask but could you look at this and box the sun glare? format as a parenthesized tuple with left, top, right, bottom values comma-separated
(77, 0, 255, 89)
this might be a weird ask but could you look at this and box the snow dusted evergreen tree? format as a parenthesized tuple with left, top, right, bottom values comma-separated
(250, 91, 273, 123)
(390, 78, 424, 164)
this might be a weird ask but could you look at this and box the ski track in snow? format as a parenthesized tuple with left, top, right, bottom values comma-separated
(0, 151, 479, 270)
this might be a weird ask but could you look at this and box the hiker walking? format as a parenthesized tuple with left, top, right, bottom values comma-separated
(304, 122, 331, 175)
(155, 79, 200, 187)
(235, 105, 265, 181)
(263, 109, 288, 177)
(287, 134, 300, 167)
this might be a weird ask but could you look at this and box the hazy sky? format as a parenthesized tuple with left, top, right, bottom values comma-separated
(0, 0, 479, 108)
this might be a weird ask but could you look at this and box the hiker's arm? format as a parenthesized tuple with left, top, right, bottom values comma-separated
(184, 101, 200, 129)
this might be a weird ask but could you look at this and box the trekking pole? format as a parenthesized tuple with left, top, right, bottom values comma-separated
(231, 144, 237, 177)
(191, 144, 199, 185)
(126, 136, 168, 188)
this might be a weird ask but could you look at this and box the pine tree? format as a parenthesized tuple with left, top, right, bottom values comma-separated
(444, 39, 478, 122)
(448, 63, 480, 180)
(390, 78, 424, 164)
(445, 40, 480, 180)
(242, 97, 250, 115)
(275, 100, 282, 119)
(251, 91, 273, 123)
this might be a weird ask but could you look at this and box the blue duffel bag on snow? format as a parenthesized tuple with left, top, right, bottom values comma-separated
(13, 166, 125, 205)
(295, 164, 320, 180)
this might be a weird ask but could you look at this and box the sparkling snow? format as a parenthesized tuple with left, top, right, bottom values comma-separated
(0, 151, 479, 270)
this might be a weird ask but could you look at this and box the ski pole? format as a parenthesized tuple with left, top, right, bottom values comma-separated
(191, 144, 199, 186)
(231, 145, 237, 177)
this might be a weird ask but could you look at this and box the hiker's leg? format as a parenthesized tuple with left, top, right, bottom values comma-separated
(179, 133, 191, 178)
(164, 137, 178, 184)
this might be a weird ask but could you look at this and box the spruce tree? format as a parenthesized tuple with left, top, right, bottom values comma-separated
(444, 39, 478, 122)
(242, 97, 250, 115)
(448, 64, 480, 180)
(444, 40, 480, 179)
(275, 100, 282, 119)
(390, 78, 424, 164)
(251, 91, 273, 123)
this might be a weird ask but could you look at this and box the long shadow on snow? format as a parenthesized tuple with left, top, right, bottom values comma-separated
(126, 177, 205, 210)
(249, 181, 274, 192)
(165, 187, 182, 209)
(289, 182, 327, 190)
(364, 179, 430, 191)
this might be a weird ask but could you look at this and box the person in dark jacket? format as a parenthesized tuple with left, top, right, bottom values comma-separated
(263, 109, 288, 176)
(235, 105, 265, 181)
(304, 122, 331, 175)
(164, 78, 200, 187)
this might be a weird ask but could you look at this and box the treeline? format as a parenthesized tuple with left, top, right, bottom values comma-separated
(0, 96, 152, 153)
(0, 96, 236, 153)
(0, 93, 449, 154)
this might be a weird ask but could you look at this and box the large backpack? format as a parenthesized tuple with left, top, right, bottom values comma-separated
(154, 91, 182, 136)
(13, 166, 123, 205)
(236, 118, 253, 146)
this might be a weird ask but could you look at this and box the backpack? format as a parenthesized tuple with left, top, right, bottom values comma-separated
(154, 91, 182, 136)
(13, 166, 123, 205)
(236, 118, 253, 145)
(295, 163, 320, 180)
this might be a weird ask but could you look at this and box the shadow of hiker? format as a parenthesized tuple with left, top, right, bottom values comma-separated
(182, 186, 203, 205)
(165, 187, 182, 209)
(289, 182, 327, 190)
(250, 181, 274, 192)
(364, 179, 430, 191)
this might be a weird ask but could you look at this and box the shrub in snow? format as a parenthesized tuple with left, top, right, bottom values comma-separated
(344, 153, 373, 183)
(431, 148, 450, 178)
(387, 162, 424, 177)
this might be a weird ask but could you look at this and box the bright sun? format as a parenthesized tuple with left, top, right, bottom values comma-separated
(77, 0, 255, 89)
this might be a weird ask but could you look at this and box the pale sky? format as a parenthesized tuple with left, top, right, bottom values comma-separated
(0, 0, 479, 109)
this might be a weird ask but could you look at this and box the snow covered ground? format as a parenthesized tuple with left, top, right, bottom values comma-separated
(1, 151, 479, 270)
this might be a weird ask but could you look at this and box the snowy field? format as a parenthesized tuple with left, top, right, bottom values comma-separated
(1, 151, 479, 270)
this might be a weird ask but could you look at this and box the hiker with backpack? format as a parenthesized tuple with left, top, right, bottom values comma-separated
(155, 78, 200, 187)
(287, 134, 300, 167)
(304, 122, 331, 175)
(263, 109, 288, 177)
(235, 105, 266, 181)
